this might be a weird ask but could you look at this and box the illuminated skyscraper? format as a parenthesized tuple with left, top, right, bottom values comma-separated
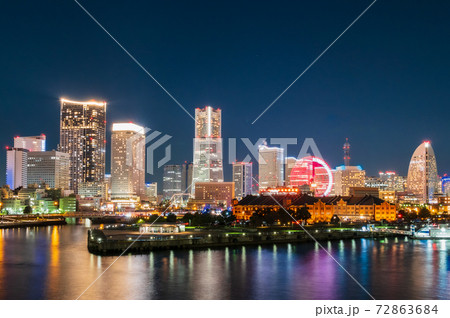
(14, 135, 46, 152)
(59, 98, 106, 193)
(192, 106, 223, 194)
(27, 151, 70, 189)
(406, 141, 438, 204)
(6, 147, 28, 189)
(233, 162, 253, 199)
(110, 123, 145, 201)
(258, 145, 284, 190)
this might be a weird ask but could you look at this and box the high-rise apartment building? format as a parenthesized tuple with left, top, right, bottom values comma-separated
(14, 135, 46, 152)
(258, 145, 284, 190)
(232, 162, 253, 199)
(110, 123, 145, 200)
(333, 165, 366, 196)
(27, 151, 70, 189)
(59, 98, 106, 193)
(192, 106, 223, 194)
(406, 141, 438, 204)
(6, 147, 28, 190)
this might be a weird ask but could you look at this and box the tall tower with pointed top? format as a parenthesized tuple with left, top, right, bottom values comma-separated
(343, 138, 350, 166)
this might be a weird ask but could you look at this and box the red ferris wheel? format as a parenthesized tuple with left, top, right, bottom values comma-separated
(289, 156, 333, 197)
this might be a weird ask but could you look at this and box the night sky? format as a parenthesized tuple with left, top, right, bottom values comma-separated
(1, 0, 450, 189)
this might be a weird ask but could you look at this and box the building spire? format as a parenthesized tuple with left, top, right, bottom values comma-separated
(343, 138, 350, 166)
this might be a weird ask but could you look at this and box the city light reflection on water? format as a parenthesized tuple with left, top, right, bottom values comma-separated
(0, 225, 448, 300)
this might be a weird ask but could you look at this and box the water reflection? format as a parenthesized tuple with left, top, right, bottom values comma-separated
(0, 225, 449, 299)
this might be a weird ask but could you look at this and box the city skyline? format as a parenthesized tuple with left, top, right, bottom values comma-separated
(3, 98, 448, 191)
(2, 1, 450, 187)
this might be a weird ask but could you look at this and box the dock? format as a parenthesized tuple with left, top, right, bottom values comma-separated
(87, 228, 399, 255)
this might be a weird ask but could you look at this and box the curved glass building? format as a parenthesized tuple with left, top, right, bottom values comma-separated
(406, 141, 438, 204)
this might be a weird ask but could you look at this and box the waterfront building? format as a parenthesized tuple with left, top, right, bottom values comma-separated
(258, 144, 284, 190)
(194, 182, 235, 207)
(333, 165, 366, 196)
(139, 223, 185, 234)
(191, 106, 224, 194)
(406, 141, 438, 204)
(232, 162, 253, 200)
(59, 196, 77, 213)
(59, 98, 107, 193)
(6, 147, 28, 190)
(110, 123, 145, 201)
(284, 157, 297, 186)
(78, 181, 107, 199)
(233, 194, 396, 222)
(14, 135, 46, 152)
(27, 151, 70, 189)
(1, 198, 22, 214)
(36, 198, 59, 213)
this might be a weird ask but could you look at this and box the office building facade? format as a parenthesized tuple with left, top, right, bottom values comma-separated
(27, 150, 70, 189)
(232, 162, 253, 199)
(258, 145, 284, 190)
(6, 147, 28, 190)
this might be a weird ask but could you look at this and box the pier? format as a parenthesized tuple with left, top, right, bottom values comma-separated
(87, 227, 400, 255)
